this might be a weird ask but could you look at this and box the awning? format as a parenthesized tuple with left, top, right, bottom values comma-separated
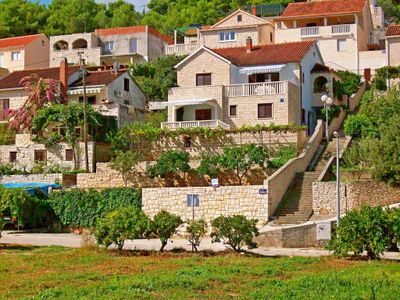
(167, 98, 215, 107)
(239, 64, 285, 75)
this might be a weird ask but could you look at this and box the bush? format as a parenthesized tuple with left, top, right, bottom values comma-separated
(48, 188, 141, 228)
(268, 146, 297, 169)
(343, 114, 373, 138)
(326, 206, 392, 259)
(186, 219, 207, 252)
(211, 215, 259, 252)
(335, 70, 361, 99)
(150, 210, 183, 252)
(94, 206, 149, 250)
(147, 150, 191, 182)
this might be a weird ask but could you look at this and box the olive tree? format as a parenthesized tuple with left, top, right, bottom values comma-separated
(150, 210, 183, 252)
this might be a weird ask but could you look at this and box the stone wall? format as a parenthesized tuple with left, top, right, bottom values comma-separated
(0, 173, 62, 184)
(142, 185, 267, 223)
(313, 181, 400, 216)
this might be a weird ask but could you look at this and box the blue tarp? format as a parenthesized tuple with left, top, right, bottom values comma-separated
(1, 182, 62, 196)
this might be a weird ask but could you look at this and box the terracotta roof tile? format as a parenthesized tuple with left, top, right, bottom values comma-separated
(386, 25, 400, 37)
(72, 70, 126, 87)
(0, 66, 79, 90)
(212, 41, 315, 66)
(95, 26, 173, 45)
(0, 34, 45, 49)
(278, 0, 366, 19)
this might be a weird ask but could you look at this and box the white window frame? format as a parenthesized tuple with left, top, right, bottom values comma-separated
(11, 51, 21, 61)
(0, 53, 3, 67)
(219, 31, 236, 42)
(337, 39, 347, 52)
(130, 38, 138, 53)
(104, 41, 115, 53)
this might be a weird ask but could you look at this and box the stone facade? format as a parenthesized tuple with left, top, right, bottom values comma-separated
(313, 181, 400, 216)
(387, 36, 400, 67)
(142, 185, 268, 223)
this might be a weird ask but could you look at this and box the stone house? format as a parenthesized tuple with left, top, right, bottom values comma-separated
(0, 34, 49, 72)
(274, 0, 387, 77)
(163, 40, 325, 132)
(385, 25, 400, 67)
(0, 59, 146, 126)
(166, 9, 275, 56)
(50, 25, 173, 67)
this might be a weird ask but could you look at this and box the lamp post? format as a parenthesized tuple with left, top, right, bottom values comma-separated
(321, 95, 333, 143)
(333, 131, 341, 226)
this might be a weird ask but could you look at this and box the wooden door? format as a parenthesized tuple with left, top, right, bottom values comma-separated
(195, 109, 212, 121)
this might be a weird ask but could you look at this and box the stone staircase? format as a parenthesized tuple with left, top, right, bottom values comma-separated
(271, 135, 349, 225)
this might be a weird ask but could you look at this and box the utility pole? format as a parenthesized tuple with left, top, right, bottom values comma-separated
(78, 52, 89, 172)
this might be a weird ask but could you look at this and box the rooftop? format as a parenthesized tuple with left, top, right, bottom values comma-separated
(212, 41, 315, 66)
(386, 25, 400, 37)
(277, 0, 366, 19)
(72, 70, 126, 87)
(0, 34, 46, 49)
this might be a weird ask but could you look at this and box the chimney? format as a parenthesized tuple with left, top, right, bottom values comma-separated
(246, 37, 253, 53)
(251, 5, 257, 16)
(59, 58, 68, 102)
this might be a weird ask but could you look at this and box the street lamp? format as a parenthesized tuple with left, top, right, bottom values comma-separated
(333, 131, 341, 226)
(321, 95, 333, 143)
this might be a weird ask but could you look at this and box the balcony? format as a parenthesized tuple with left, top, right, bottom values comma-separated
(161, 120, 230, 130)
(301, 27, 319, 37)
(225, 81, 287, 97)
(165, 43, 201, 55)
(331, 24, 351, 35)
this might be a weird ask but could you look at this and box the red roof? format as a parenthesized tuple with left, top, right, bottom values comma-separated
(72, 70, 126, 87)
(95, 26, 173, 45)
(0, 34, 46, 49)
(278, 0, 366, 19)
(386, 25, 400, 37)
(212, 41, 316, 66)
(0, 66, 79, 90)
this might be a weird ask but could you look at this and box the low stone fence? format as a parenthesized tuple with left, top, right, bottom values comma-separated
(0, 173, 62, 184)
(312, 180, 400, 216)
(265, 120, 324, 217)
(142, 185, 267, 223)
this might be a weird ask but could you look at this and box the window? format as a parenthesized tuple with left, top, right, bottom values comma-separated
(65, 149, 74, 161)
(196, 73, 211, 86)
(9, 151, 17, 163)
(11, 51, 21, 61)
(79, 96, 96, 104)
(219, 31, 236, 42)
(0, 53, 3, 67)
(258, 103, 272, 119)
(183, 136, 192, 148)
(130, 38, 137, 53)
(237, 15, 242, 22)
(337, 39, 347, 52)
(0, 98, 9, 121)
(104, 41, 114, 53)
(229, 105, 237, 117)
(34, 150, 47, 162)
(124, 78, 130, 92)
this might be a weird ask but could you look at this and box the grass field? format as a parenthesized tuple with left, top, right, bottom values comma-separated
(0, 246, 400, 299)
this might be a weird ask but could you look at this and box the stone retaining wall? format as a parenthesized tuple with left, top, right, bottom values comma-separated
(142, 185, 267, 223)
(0, 173, 62, 184)
(312, 181, 400, 215)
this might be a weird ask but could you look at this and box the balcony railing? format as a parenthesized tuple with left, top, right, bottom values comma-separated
(165, 43, 201, 55)
(331, 24, 351, 35)
(225, 81, 286, 97)
(161, 120, 230, 130)
(301, 27, 319, 37)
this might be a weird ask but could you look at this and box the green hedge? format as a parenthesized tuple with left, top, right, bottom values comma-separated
(47, 188, 141, 228)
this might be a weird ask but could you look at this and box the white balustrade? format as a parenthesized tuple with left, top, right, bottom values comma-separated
(161, 120, 230, 130)
(331, 24, 351, 35)
(165, 43, 201, 55)
(301, 27, 319, 36)
(225, 81, 285, 97)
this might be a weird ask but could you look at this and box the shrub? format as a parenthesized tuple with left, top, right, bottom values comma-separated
(268, 146, 297, 169)
(343, 114, 373, 138)
(147, 150, 191, 182)
(48, 188, 141, 228)
(94, 206, 149, 250)
(111, 150, 143, 186)
(326, 206, 392, 259)
(335, 70, 361, 98)
(211, 215, 259, 252)
(150, 210, 183, 252)
(186, 219, 207, 252)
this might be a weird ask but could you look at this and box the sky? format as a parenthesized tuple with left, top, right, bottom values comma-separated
(38, 0, 150, 11)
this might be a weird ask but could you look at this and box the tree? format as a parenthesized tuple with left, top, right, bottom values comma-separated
(219, 144, 269, 185)
(107, 0, 141, 28)
(211, 215, 259, 252)
(7, 74, 59, 132)
(343, 139, 374, 180)
(186, 219, 207, 252)
(147, 150, 191, 184)
(150, 210, 183, 252)
(32, 102, 102, 170)
(197, 154, 221, 179)
(327, 206, 392, 259)
(94, 206, 150, 251)
(111, 150, 143, 187)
